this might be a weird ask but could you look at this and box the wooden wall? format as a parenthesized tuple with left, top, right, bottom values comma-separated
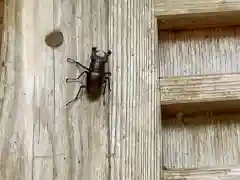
(159, 27, 240, 179)
(0, 0, 161, 180)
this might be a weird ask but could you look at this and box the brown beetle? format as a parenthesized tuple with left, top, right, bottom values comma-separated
(66, 47, 112, 106)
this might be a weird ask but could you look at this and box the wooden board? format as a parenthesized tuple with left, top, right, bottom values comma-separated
(0, 0, 162, 179)
(160, 73, 240, 118)
(162, 99, 240, 119)
(155, 0, 240, 30)
(108, 0, 162, 179)
(0, 0, 110, 179)
(163, 165, 240, 180)
(54, 0, 110, 179)
(162, 113, 240, 170)
(159, 26, 240, 174)
(0, 0, 54, 179)
(160, 73, 240, 104)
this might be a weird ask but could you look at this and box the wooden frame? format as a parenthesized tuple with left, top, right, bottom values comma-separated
(163, 165, 240, 180)
(156, 0, 240, 119)
(155, 0, 240, 30)
(160, 73, 240, 118)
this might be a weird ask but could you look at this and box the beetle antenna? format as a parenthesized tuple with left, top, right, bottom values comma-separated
(67, 58, 90, 71)
(67, 58, 77, 64)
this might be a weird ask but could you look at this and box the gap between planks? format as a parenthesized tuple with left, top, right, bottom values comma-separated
(155, 0, 240, 30)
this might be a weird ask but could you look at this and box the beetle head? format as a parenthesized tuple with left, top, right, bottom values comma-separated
(90, 47, 111, 62)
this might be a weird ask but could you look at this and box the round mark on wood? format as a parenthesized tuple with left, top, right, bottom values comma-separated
(45, 30, 64, 48)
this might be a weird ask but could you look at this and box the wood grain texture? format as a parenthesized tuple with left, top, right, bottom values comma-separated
(163, 165, 240, 180)
(53, 0, 110, 179)
(155, 0, 240, 30)
(162, 114, 240, 169)
(160, 73, 240, 104)
(162, 99, 240, 119)
(159, 27, 240, 118)
(159, 26, 240, 178)
(159, 27, 240, 77)
(0, 0, 110, 179)
(108, 0, 162, 179)
(0, 0, 54, 179)
(0, 0, 161, 179)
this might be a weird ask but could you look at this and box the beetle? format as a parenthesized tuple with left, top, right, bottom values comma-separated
(66, 47, 112, 106)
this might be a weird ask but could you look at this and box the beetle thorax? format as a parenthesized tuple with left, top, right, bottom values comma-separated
(90, 59, 105, 71)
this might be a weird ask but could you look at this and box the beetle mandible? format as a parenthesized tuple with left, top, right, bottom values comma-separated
(66, 47, 112, 106)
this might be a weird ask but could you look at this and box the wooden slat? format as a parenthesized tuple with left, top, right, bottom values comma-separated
(0, 0, 54, 179)
(109, 0, 162, 179)
(160, 73, 240, 118)
(155, 0, 240, 30)
(163, 165, 240, 180)
(162, 99, 240, 119)
(160, 73, 240, 104)
(54, 0, 110, 179)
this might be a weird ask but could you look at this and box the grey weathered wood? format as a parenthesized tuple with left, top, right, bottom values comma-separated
(160, 25, 240, 179)
(160, 73, 240, 105)
(163, 164, 240, 180)
(0, 0, 161, 179)
(155, 0, 240, 30)
(108, 0, 162, 179)
(0, 0, 54, 179)
(53, 0, 109, 179)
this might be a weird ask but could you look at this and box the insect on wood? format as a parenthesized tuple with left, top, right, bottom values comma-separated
(66, 47, 112, 106)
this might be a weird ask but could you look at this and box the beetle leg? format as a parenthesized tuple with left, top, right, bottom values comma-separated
(104, 76, 111, 92)
(66, 71, 87, 83)
(66, 85, 86, 106)
(102, 80, 107, 95)
(102, 80, 107, 105)
(67, 58, 90, 71)
(102, 77, 111, 105)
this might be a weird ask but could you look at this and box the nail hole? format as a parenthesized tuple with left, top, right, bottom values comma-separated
(45, 30, 64, 48)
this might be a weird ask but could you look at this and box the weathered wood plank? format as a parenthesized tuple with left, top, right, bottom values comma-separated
(155, 0, 240, 30)
(159, 27, 240, 118)
(160, 73, 240, 118)
(162, 113, 240, 169)
(162, 99, 240, 119)
(160, 26, 240, 173)
(53, 0, 110, 179)
(109, 0, 162, 179)
(31, 0, 55, 178)
(0, 0, 54, 179)
(160, 73, 240, 104)
(163, 164, 240, 180)
(159, 27, 240, 77)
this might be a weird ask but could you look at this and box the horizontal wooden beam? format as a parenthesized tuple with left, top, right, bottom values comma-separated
(160, 73, 240, 118)
(155, 0, 240, 30)
(163, 165, 240, 180)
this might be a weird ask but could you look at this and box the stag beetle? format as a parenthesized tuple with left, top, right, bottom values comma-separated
(66, 47, 112, 106)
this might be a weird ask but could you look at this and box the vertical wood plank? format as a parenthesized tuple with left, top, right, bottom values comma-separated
(51, 0, 75, 179)
(0, 0, 54, 179)
(32, 0, 55, 179)
(54, 0, 109, 179)
(160, 27, 240, 170)
(108, 0, 162, 179)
